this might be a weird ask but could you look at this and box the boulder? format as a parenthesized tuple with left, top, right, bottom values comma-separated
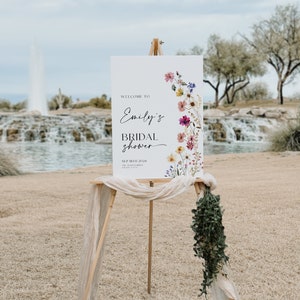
(204, 109, 226, 118)
(264, 111, 282, 119)
(228, 108, 240, 115)
(231, 108, 252, 118)
(251, 107, 266, 117)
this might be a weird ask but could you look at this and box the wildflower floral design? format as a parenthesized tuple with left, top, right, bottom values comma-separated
(164, 71, 203, 177)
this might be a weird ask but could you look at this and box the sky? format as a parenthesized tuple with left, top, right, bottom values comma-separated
(0, 0, 299, 103)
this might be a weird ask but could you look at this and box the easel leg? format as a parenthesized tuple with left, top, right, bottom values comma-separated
(194, 182, 204, 197)
(83, 189, 117, 300)
(147, 199, 154, 294)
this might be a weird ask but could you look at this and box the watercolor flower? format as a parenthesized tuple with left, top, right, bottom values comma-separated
(164, 70, 203, 177)
(187, 140, 194, 150)
(179, 115, 190, 127)
(184, 154, 190, 160)
(176, 88, 184, 97)
(165, 72, 174, 82)
(187, 82, 196, 93)
(190, 101, 196, 107)
(177, 132, 185, 143)
(188, 135, 195, 142)
(178, 100, 187, 112)
(176, 146, 184, 154)
(167, 154, 176, 162)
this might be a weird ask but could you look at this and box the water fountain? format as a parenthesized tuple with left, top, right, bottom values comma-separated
(28, 42, 48, 115)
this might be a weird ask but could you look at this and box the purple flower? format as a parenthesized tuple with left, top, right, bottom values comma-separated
(187, 82, 196, 93)
(179, 115, 190, 127)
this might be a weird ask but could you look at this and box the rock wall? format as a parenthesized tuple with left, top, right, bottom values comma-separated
(0, 106, 297, 144)
(0, 114, 112, 143)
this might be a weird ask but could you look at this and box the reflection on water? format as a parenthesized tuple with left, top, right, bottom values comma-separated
(204, 141, 270, 155)
(1, 141, 269, 173)
(1, 142, 112, 173)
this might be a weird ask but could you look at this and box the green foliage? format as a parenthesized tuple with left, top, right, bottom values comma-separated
(12, 101, 26, 111)
(246, 4, 300, 104)
(236, 82, 272, 101)
(0, 99, 11, 111)
(72, 101, 90, 109)
(49, 93, 72, 110)
(0, 151, 20, 176)
(290, 92, 300, 101)
(269, 108, 300, 151)
(48, 100, 57, 111)
(177, 45, 204, 55)
(88, 94, 111, 109)
(0, 99, 27, 112)
(191, 186, 229, 297)
(204, 34, 266, 106)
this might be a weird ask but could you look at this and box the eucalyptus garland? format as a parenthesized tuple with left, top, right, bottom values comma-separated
(191, 185, 229, 297)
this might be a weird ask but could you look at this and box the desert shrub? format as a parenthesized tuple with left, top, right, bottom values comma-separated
(0, 99, 11, 111)
(269, 108, 300, 151)
(48, 99, 58, 110)
(237, 82, 272, 101)
(290, 92, 300, 101)
(0, 151, 20, 176)
(89, 95, 111, 109)
(72, 101, 90, 109)
(48, 94, 72, 110)
(12, 101, 26, 111)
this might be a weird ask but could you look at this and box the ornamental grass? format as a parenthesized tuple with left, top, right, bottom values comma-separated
(0, 150, 20, 176)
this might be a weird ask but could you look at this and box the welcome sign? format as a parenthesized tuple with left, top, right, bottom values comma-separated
(111, 56, 203, 179)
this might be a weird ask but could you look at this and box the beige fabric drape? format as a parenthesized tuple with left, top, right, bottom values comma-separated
(78, 174, 239, 300)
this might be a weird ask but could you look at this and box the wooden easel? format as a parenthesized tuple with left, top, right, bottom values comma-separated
(82, 39, 204, 299)
(147, 37, 163, 294)
(83, 178, 204, 300)
(149, 37, 163, 56)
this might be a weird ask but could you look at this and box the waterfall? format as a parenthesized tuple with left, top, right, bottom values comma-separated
(28, 43, 48, 115)
(0, 115, 111, 143)
(0, 114, 280, 144)
(204, 117, 280, 144)
(0, 113, 284, 172)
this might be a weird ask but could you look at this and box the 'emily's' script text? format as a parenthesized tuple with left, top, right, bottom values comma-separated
(120, 107, 165, 126)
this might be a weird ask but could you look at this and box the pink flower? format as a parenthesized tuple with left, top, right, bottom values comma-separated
(188, 135, 195, 142)
(179, 115, 190, 127)
(177, 132, 185, 143)
(178, 100, 186, 112)
(164, 72, 174, 82)
(187, 140, 194, 150)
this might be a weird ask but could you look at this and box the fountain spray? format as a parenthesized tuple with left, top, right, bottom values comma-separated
(28, 42, 48, 115)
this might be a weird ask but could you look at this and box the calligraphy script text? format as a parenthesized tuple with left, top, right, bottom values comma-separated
(120, 107, 165, 126)
(121, 132, 166, 153)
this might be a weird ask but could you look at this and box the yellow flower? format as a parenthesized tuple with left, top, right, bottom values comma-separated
(167, 154, 176, 162)
(176, 146, 184, 154)
(176, 88, 184, 97)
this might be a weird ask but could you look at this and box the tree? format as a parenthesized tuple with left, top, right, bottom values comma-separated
(244, 4, 300, 105)
(204, 34, 266, 106)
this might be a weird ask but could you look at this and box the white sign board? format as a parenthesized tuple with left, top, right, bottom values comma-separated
(111, 56, 203, 179)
